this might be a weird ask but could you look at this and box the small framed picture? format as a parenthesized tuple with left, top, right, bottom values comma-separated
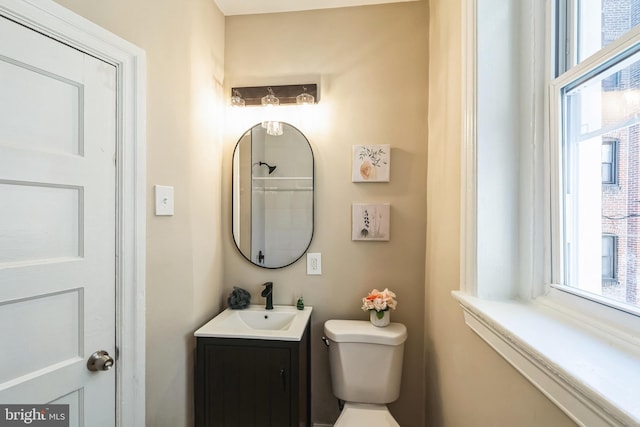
(352, 144, 390, 182)
(352, 203, 390, 241)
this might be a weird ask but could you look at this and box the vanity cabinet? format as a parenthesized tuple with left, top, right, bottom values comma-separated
(195, 322, 310, 427)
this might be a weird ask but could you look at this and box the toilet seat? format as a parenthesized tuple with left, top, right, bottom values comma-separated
(333, 403, 400, 427)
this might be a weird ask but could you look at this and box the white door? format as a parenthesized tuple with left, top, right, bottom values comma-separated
(0, 15, 116, 426)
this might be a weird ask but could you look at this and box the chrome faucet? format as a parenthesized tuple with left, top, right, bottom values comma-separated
(261, 282, 274, 310)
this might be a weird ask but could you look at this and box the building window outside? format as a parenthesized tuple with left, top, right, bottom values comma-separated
(602, 234, 618, 285)
(601, 139, 618, 185)
(601, 70, 621, 91)
(556, 0, 640, 309)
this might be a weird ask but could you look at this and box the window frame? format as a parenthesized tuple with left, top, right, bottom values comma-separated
(549, 21, 640, 317)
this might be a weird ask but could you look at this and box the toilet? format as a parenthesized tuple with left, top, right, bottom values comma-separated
(323, 319, 407, 427)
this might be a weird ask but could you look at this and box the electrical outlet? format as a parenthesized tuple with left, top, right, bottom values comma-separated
(307, 253, 322, 275)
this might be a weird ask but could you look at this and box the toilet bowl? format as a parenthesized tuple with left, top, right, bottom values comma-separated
(323, 320, 407, 427)
(333, 403, 400, 427)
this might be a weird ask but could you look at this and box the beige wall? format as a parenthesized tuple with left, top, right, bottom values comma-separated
(425, 1, 577, 426)
(223, 3, 429, 425)
(53, 0, 226, 426)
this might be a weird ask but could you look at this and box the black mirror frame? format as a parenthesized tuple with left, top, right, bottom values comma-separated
(231, 122, 315, 269)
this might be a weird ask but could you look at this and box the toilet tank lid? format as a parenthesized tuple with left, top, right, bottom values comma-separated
(324, 320, 407, 346)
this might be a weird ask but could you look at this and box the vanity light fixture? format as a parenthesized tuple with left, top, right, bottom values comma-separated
(229, 84, 318, 106)
(230, 84, 318, 136)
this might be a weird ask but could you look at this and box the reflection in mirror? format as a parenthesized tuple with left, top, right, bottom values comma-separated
(232, 123, 314, 268)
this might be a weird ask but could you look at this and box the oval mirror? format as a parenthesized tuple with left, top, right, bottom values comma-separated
(232, 122, 314, 268)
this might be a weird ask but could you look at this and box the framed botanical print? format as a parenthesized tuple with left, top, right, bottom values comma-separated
(352, 203, 390, 241)
(352, 144, 390, 182)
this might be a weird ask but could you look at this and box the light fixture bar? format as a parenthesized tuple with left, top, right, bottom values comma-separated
(230, 84, 318, 106)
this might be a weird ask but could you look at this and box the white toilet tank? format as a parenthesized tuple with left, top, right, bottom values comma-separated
(324, 320, 407, 404)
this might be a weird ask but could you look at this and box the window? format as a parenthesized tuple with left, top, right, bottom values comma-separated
(601, 234, 617, 282)
(601, 71, 621, 91)
(553, 0, 640, 310)
(601, 138, 617, 184)
(458, 1, 640, 424)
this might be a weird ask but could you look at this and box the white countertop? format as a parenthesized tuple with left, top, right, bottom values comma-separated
(194, 305, 313, 341)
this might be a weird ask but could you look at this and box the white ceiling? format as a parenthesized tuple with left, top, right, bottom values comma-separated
(213, 0, 418, 16)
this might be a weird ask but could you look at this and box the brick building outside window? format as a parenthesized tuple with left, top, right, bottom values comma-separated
(600, 0, 640, 305)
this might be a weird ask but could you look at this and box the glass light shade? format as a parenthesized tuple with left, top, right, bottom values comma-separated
(296, 92, 315, 105)
(230, 95, 245, 107)
(261, 93, 279, 107)
(231, 90, 245, 107)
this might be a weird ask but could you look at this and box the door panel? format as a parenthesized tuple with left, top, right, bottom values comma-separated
(0, 182, 81, 262)
(0, 15, 116, 426)
(0, 289, 81, 384)
(0, 58, 81, 154)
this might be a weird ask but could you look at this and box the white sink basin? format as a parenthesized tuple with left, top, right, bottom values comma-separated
(237, 309, 295, 330)
(194, 305, 313, 341)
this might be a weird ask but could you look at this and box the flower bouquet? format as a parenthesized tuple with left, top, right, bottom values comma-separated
(361, 288, 397, 327)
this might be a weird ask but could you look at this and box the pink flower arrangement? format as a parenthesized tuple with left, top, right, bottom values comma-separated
(361, 288, 397, 319)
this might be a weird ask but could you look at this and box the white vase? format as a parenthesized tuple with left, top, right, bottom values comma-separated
(370, 310, 390, 327)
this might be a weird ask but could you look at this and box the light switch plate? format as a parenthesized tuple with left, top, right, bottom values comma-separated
(307, 253, 321, 275)
(155, 185, 174, 216)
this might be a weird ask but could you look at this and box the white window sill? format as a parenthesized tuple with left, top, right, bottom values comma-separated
(452, 291, 640, 427)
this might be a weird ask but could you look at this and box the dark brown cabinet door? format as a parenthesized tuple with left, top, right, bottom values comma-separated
(195, 326, 309, 427)
(204, 345, 290, 426)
